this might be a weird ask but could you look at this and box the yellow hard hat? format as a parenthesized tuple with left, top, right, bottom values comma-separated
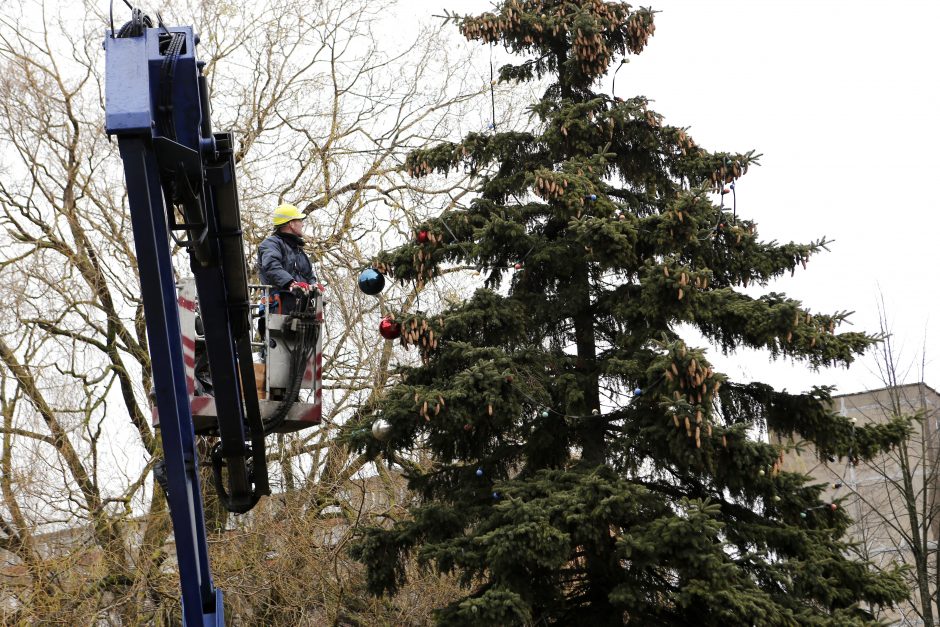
(272, 203, 305, 226)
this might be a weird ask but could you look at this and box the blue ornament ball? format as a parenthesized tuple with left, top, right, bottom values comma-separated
(475, 468, 484, 477)
(633, 388, 642, 396)
(358, 268, 385, 296)
(492, 491, 500, 500)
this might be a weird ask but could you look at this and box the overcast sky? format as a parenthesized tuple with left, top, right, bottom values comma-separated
(397, 0, 940, 396)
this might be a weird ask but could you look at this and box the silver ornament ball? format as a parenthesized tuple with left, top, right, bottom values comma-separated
(372, 418, 392, 441)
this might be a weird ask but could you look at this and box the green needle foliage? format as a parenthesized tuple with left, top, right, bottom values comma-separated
(349, 1, 909, 625)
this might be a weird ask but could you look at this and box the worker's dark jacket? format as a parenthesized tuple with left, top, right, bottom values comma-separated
(258, 232, 316, 290)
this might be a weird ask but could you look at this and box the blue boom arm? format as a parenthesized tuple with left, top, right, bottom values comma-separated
(104, 14, 268, 626)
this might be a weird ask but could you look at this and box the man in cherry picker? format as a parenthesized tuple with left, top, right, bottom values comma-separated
(258, 203, 317, 314)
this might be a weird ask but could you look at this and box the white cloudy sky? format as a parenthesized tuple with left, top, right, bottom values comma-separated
(397, 0, 940, 396)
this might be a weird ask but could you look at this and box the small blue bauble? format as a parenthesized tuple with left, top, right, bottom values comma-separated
(633, 388, 642, 396)
(358, 268, 385, 296)
(475, 468, 484, 477)
(492, 492, 500, 500)
(585, 194, 597, 201)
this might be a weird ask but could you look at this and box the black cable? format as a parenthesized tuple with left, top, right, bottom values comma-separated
(110, 0, 137, 37)
(210, 442, 261, 514)
(210, 293, 320, 510)
(155, 10, 172, 37)
(116, 7, 152, 39)
(731, 180, 737, 221)
(262, 294, 320, 435)
(489, 45, 497, 131)
(158, 31, 185, 140)
(612, 59, 627, 99)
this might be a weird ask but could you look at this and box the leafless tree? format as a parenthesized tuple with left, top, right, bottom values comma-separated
(793, 300, 939, 626)
(0, 0, 514, 621)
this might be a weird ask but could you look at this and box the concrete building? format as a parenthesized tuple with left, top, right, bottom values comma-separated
(780, 383, 940, 626)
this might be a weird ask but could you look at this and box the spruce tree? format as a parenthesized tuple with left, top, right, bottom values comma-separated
(350, 1, 909, 624)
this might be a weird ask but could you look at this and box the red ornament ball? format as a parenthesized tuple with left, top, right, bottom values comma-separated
(379, 317, 401, 340)
(417, 230, 430, 244)
(829, 503, 838, 511)
(513, 262, 522, 270)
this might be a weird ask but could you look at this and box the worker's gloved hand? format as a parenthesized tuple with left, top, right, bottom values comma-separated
(289, 281, 311, 296)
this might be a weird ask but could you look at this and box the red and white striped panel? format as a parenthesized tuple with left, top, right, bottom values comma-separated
(152, 280, 202, 428)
